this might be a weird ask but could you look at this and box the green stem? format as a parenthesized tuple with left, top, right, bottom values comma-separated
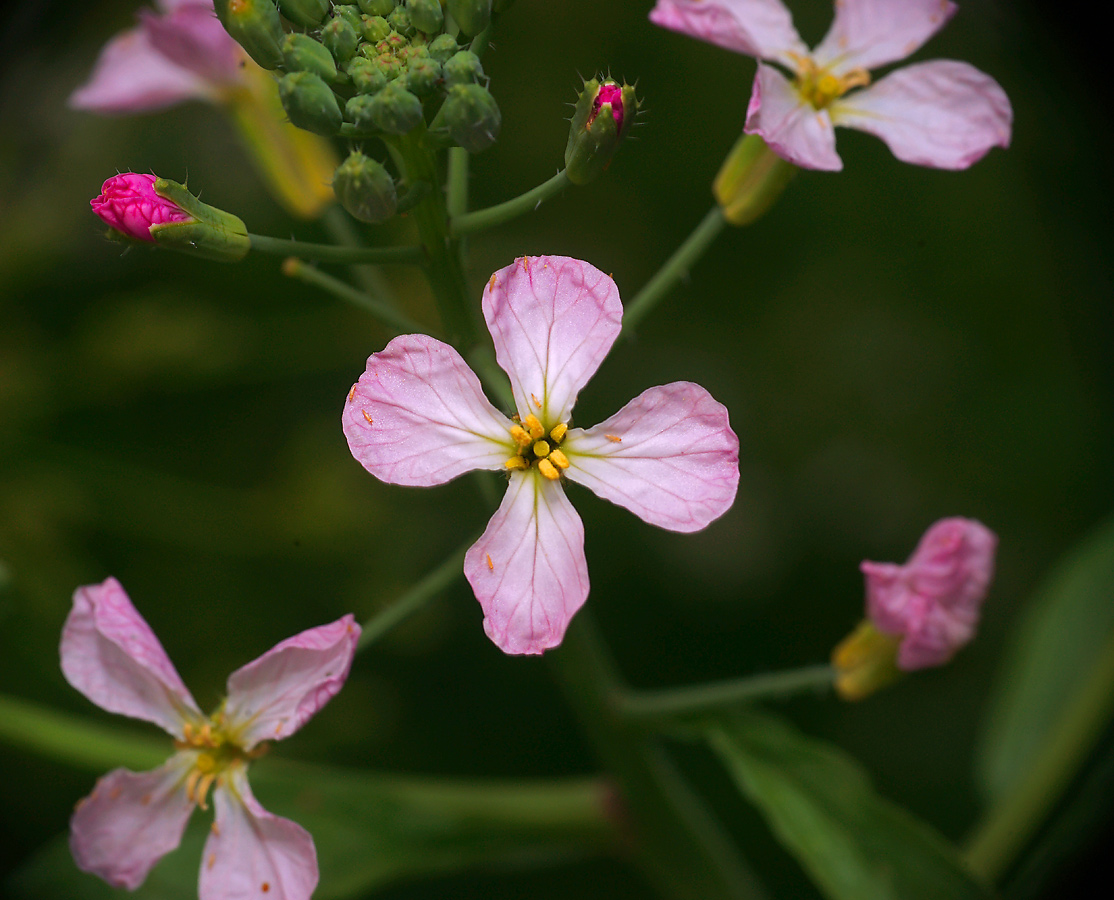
(623, 206, 727, 334)
(467, 344, 514, 411)
(356, 540, 470, 652)
(964, 626, 1114, 883)
(451, 170, 570, 236)
(550, 615, 768, 900)
(282, 258, 428, 335)
(447, 147, 470, 220)
(321, 204, 402, 303)
(248, 232, 424, 265)
(618, 665, 835, 725)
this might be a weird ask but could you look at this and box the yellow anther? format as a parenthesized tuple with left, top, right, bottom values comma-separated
(532, 440, 551, 458)
(510, 424, 531, 448)
(537, 458, 560, 480)
(548, 449, 570, 470)
(549, 422, 568, 443)
(194, 772, 216, 810)
(523, 414, 545, 440)
(505, 456, 527, 470)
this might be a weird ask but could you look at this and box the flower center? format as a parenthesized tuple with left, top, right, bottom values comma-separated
(505, 414, 571, 481)
(789, 54, 871, 110)
(175, 716, 265, 809)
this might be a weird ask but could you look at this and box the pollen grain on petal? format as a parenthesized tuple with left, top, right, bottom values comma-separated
(605, 434, 622, 443)
(488, 273, 497, 291)
(486, 553, 494, 570)
(347, 384, 357, 403)
(531, 393, 542, 409)
(362, 410, 374, 425)
(207, 853, 216, 870)
(261, 883, 271, 893)
(140, 793, 152, 806)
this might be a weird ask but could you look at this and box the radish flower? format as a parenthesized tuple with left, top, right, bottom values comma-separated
(342, 256, 740, 655)
(92, 173, 193, 242)
(62, 577, 359, 900)
(650, 0, 1012, 171)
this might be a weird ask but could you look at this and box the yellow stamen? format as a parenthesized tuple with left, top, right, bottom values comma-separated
(523, 414, 544, 440)
(505, 456, 527, 470)
(537, 458, 560, 480)
(549, 423, 568, 443)
(510, 424, 531, 448)
(548, 449, 570, 470)
(532, 440, 551, 458)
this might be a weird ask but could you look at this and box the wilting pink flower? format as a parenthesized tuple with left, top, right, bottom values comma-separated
(91, 173, 193, 242)
(861, 517, 997, 669)
(343, 256, 740, 655)
(650, 0, 1012, 171)
(62, 577, 359, 899)
(70, 0, 244, 113)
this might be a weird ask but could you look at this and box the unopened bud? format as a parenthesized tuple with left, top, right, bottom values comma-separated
(406, 0, 443, 33)
(322, 16, 360, 65)
(277, 0, 329, 28)
(334, 4, 363, 29)
(333, 151, 398, 223)
(357, 0, 395, 14)
(404, 57, 442, 96)
(713, 134, 796, 226)
(279, 71, 343, 135)
(564, 77, 638, 185)
(427, 33, 458, 63)
(386, 5, 415, 36)
(446, 0, 491, 35)
(443, 84, 501, 152)
(442, 49, 483, 87)
(213, 0, 285, 70)
(91, 173, 249, 262)
(283, 33, 338, 81)
(348, 58, 388, 94)
(361, 15, 392, 42)
(366, 81, 423, 133)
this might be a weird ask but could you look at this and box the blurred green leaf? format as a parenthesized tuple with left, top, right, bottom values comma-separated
(976, 515, 1114, 803)
(705, 709, 990, 900)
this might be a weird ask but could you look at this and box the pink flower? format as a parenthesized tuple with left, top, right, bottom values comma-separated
(61, 577, 359, 899)
(650, 0, 1012, 171)
(343, 256, 740, 655)
(91, 173, 193, 242)
(70, 0, 244, 114)
(861, 517, 997, 669)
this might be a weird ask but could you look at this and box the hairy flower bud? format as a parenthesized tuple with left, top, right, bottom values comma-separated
(386, 5, 415, 36)
(357, 0, 395, 14)
(427, 33, 459, 64)
(283, 33, 338, 82)
(366, 81, 423, 133)
(442, 50, 484, 87)
(279, 71, 343, 135)
(447, 0, 492, 36)
(348, 58, 388, 94)
(213, 0, 285, 70)
(333, 151, 398, 223)
(91, 174, 249, 262)
(406, 0, 444, 33)
(322, 16, 361, 65)
(277, 0, 330, 28)
(443, 84, 501, 153)
(404, 57, 441, 96)
(564, 77, 638, 185)
(361, 15, 392, 43)
(334, 4, 363, 29)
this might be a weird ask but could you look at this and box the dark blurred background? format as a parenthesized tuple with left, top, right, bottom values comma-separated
(1, 1, 1112, 897)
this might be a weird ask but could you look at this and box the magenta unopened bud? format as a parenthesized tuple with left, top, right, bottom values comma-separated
(564, 76, 639, 185)
(91, 173, 192, 242)
(592, 83, 626, 134)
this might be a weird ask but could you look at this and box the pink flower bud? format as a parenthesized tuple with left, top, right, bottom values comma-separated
(591, 82, 626, 135)
(862, 517, 997, 670)
(91, 173, 193, 242)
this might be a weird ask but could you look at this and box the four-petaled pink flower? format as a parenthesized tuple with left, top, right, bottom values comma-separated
(862, 516, 997, 669)
(342, 256, 740, 655)
(70, 0, 245, 114)
(650, 0, 1012, 171)
(62, 577, 360, 900)
(91, 173, 194, 242)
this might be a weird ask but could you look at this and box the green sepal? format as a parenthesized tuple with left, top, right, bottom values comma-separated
(367, 81, 423, 134)
(333, 151, 398, 223)
(361, 14, 392, 43)
(446, 0, 492, 35)
(442, 49, 483, 87)
(386, 4, 415, 36)
(427, 33, 458, 63)
(406, 0, 444, 33)
(348, 57, 389, 94)
(713, 133, 797, 226)
(564, 77, 638, 186)
(282, 33, 339, 82)
(213, 0, 285, 70)
(442, 83, 501, 153)
(321, 17, 361, 66)
(277, 0, 330, 28)
(357, 0, 395, 14)
(404, 57, 442, 96)
(278, 71, 343, 135)
(148, 179, 250, 262)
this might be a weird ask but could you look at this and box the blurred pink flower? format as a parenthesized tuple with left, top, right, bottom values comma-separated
(343, 256, 740, 655)
(62, 577, 359, 900)
(91, 173, 193, 241)
(862, 517, 997, 669)
(70, 0, 244, 114)
(650, 0, 1012, 171)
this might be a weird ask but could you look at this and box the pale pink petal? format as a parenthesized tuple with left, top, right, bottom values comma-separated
(831, 60, 1012, 169)
(223, 615, 360, 749)
(812, 0, 957, 74)
(464, 473, 589, 655)
(744, 65, 842, 170)
(70, 755, 196, 890)
(562, 383, 740, 533)
(648, 0, 807, 67)
(200, 769, 318, 900)
(482, 256, 622, 425)
(140, 5, 244, 87)
(343, 334, 515, 486)
(61, 578, 200, 737)
(69, 26, 215, 114)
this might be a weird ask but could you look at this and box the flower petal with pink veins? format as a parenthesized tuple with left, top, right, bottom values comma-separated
(649, 0, 807, 68)
(200, 769, 318, 900)
(831, 60, 1012, 169)
(813, 0, 956, 74)
(745, 65, 842, 170)
(61, 578, 200, 737)
(562, 383, 740, 533)
(223, 615, 360, 749)
(140, 5, 244, 87)
(70, 755, 196, 890)
(465, 473, 590, 655)
(483, 256, 622, 425)
(343, 334, 514, 486)
(69, 26, 214, 114)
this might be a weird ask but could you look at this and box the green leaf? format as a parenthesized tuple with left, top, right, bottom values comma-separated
(976, 514, 1114, 802)
(705, 709, 991, 900)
